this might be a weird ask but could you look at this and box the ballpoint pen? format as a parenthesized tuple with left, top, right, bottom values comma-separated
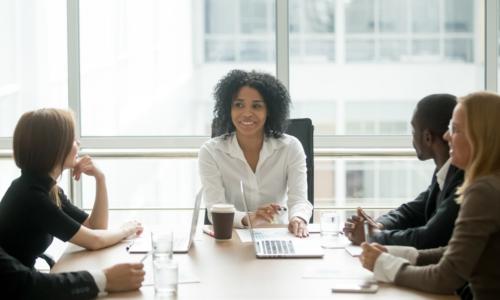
(140, 251, 151, 263)
(126, 240, 135, 251)
(202, 227, 215, 238)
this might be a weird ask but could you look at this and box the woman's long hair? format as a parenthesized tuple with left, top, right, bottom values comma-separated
(457, 91, 500, 202)
(13, 108, 75, 206)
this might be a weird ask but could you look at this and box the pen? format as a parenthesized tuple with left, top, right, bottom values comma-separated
(203, 227, 215, 238)
(140, 251, 151, 263)
(363, 221, 370, 243)
(126, 240, 134, 251)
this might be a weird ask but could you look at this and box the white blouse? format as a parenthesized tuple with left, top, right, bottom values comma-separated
(198, 133, 313, 227)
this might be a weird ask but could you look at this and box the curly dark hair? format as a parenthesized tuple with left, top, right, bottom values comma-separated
(212, 69, 291, 138)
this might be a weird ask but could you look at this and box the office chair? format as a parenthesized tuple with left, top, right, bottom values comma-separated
(285, 118, 314, 223)
(203, 118, 315, 225)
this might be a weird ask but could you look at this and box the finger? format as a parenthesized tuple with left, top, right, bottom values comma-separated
(344, 222, 356, 229)
(269, 203, 281, 210)
(300, 226, 308, 238)
(292, 220, 299, 235)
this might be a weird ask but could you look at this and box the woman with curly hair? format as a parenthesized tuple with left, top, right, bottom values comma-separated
(359, 91, 500, 299)
(199, 70, 312, 237)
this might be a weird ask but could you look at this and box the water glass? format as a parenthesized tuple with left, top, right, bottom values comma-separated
(151, 231, 178, 296)
(320, 212, 342, 248)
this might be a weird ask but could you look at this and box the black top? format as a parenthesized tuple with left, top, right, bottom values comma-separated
(0, 246, 98, 300)
(372, 164, 464, 249)
(0, 171, 88, 268)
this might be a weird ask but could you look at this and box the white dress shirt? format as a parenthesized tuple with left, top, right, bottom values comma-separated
(373, 246, 419, 282)
(198, 133, 313, 227)
(89, 270, 107, 297)
(436, 158, 451, 191)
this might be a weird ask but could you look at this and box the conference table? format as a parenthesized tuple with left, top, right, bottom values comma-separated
(52, 225, 459, 300)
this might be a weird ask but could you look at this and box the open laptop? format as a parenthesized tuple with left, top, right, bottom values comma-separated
(240, 181, 324, 258)
(128, 188, 202, 254)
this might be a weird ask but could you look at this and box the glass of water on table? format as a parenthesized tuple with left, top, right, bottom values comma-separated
(151, 231, 178, 296)
(320, 211, 343, 248)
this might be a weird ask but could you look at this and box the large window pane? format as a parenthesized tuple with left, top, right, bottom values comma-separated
(290, 0, 482, 135)
(79, 0, 275, 136)
(82, 158, 201, 209)
(0, 0, 67, 137)
(84, 157, 433, 210)
(289, 0, 335, 63)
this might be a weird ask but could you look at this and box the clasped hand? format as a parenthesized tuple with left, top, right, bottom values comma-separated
(72, 155, 104, 180)
(359, 242, 387, 271)
(343, 208, 383, 245)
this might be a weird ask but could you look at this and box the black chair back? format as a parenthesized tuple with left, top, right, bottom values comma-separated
(285, 118, 314, 222)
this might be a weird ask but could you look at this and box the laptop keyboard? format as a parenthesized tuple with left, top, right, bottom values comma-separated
(259, 240, 295, 255)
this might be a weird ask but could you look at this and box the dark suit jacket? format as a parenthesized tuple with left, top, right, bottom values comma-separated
(372, 164, 464, 249)
(0, 246, 99, 300)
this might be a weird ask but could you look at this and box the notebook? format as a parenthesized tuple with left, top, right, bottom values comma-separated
(239, 181, 324, 258)
(128, 188, 202, 254)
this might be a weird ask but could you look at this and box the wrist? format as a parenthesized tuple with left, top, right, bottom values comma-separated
(291, 216, 306, 224)
(95, 172, 106, 181)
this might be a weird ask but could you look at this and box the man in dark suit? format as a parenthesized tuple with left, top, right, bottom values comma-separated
(0, 246, 144, 300)
(343, 94, 464, 249)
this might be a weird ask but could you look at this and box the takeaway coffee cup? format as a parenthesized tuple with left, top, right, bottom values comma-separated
(211, 204, 235, 240)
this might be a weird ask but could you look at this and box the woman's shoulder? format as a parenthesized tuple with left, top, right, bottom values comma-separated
(271, 134, 303, 152)
(200, 133, 235, 154)
(468, 174, 500, 192)
(463, 174, 500, 207)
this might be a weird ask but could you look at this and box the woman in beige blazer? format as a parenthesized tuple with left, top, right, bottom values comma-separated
(360, 91, 500, 300)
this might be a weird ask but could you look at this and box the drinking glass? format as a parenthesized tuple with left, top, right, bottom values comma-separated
(320, 212, 342, 248)
(151, 231, 178, 296)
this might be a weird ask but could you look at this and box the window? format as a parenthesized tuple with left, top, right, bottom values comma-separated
(290, 0, 481, 135)
(0, 0, 493, 214)
(0, 0, 67, 137)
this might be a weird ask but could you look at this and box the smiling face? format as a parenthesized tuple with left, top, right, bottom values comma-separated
(443, 103, 471, 169)
(231, 86, 267, 139)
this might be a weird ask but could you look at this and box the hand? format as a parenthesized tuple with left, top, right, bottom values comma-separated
(342, 215, 365, 245)
(104, 263, 145, 292)
(73, 155, 104, 181)
(288, 216, 309, 238)
(371, 242, 388, 253)
(243, 204, 281, 227)
(121, 220, 143, 238)
(343, 209, 383, 245)
(359, 242, 383, 271)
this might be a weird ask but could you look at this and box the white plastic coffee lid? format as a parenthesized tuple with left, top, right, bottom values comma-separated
(210, 204, 235, 213)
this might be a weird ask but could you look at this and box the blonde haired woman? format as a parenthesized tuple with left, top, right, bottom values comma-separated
(359, 92, 500, 299)
(0, 108, 143, 268)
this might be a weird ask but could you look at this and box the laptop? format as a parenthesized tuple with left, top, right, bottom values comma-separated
(240, 181, 324, 258)
(128, 188, 202, 254)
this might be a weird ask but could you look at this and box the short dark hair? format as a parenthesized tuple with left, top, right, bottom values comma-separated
(212, 69, 290, 138)
(414, 93, 457, 139)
